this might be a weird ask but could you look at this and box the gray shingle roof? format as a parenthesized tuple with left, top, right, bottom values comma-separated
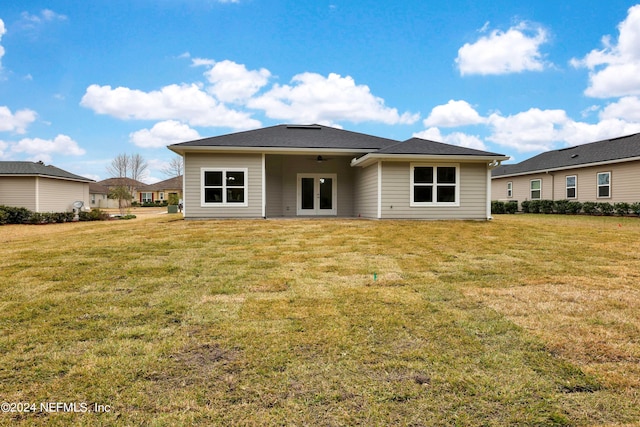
(143, 175, 183, 191)
(169, 124, 399, 150)
(0, 161, 93, 182)
(380, 137, 506, 156)
(492, 132, 640, 177)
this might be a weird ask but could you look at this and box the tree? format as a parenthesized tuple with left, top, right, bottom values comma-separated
(107, 153, 148, 214)
(162, 156, 184, 178)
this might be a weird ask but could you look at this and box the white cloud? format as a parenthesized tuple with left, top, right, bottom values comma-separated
(423, 100, 485, 127)
(12, 134, 86, 159)
(0, 106, 37, 134)
(248, 72, 419, 125)
(599, 96, 640, 121)
(130, 120, 201, 148)
(0, 140, 8, 159)
(413, 127, 487, 150)
(486, 108, 569, 152)
(456, 22, 549, 75)
(203, 60, 271, 103)
(80, 83, 261, 130)
(559, 118, 640, 146)
(572, 5, 640, 98)
(20, 9, 67, 26)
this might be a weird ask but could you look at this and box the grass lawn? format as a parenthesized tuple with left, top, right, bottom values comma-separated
(1, 214, 639, 426)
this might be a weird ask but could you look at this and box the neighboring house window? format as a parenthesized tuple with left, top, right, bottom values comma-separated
(201, 168, 248, 206)
(141, 192, 153, 203)
(507, 181, 513, 198)
(159, 192, 165, 200)
(91, 194, 96, 204)
(566, 176, 577, 199)
(410, 164, 459, 206)
(597, 172, 611, 198)
(530, 179, 541, 200)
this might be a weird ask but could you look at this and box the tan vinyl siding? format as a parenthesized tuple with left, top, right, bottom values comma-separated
(381, 162, 489, 220)
(354, 163, 378, 218)
(38, 178, 90, 212)
(184, 152, 263, 219)
(0, 177, 37, 211)
(265, 155, 284, 217)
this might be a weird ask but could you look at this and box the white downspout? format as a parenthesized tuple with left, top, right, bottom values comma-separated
(377, 161, 382, 219)
(487, 160, 502, 220)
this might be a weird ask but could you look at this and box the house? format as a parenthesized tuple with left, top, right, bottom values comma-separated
(92, 177, 147, 208)
(0, 161, 93, 212)
(491, 132, 640, 208)
(140, 175, 183, 204)
(168, 124, 508, 220)
(89, 182, 110, 208)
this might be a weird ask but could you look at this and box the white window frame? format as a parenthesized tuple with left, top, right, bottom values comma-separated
(201, 168, 248, 207)
(530, 179, 541, 200)
(597, 172, 611, 199)
(159, 192, 165, 201)
(410, 163, 460, 207)
(507, 181, 513, 198)
(141, 192, 153, 203)
(566, 175, 577, 199)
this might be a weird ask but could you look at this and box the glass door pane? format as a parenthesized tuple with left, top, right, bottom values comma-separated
(301, 177, 314, 210)
(319, 178, 333, 210)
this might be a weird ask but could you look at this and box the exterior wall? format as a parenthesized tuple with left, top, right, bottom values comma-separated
(380, 161, 489, 220)
(0, 177, 37, 211)
(38, 178, 90, 212)
(90, 193, 111, 208)
(492, 159, 640, 206)
(353, 162, 379, 219)
(266, 155, 355, 217)
(184, 152, 263, 219)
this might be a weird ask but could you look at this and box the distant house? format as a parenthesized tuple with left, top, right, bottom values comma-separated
(0, 161, 93, 212)
(492, 133, 640, 207)
(92, 177, 147, 209)
(168, 124, 508, 220)
(89, 182, 110, 208)
(140, 175, 183, 204)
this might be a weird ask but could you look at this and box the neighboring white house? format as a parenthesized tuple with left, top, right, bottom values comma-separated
(0, 161, 93, 212)
(168, 124, 509, 220)
(492, 132, 640, 207)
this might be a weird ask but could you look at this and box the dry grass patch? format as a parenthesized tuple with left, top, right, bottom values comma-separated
(1, 214, 640, 425)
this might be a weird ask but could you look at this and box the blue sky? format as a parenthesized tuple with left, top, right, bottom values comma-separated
(1, 0, 640, 182)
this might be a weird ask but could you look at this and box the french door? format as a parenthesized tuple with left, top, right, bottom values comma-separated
(297, 174, 337, 216)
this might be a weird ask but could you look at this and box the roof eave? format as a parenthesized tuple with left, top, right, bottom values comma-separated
(350, 153, 510, 168)
(169, 145, 375, 156)
(0, 173, 94, 183)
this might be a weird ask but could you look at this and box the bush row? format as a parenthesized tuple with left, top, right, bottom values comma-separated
(131, 200, 169, 207)
(0, 205, 110, 225)
(491, 200, 640, 216)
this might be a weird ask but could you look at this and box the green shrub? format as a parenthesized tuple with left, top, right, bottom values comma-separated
(554, 200, 569, 214)
(566, 201, 582, 214)
(540, 200, 554, 214)
(505, 201, 518, 214)
(119, 214, 137, 220)
(582, 202, 597, 215)
(0, 205, 32, 224)
(79, 209, 110, 221)
(521, 200, 530, 213)
(631, 202, 640, 216)
(168, 193, 180, 205)
(613, 202, 631, 216)
(0, 209, 8, 225)
(491, 201, 505, 214)
(597, 202, 614, 215)
(528, 200, 541, 214)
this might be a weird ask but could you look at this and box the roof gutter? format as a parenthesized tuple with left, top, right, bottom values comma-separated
(168, 145, 374, 156)
(350, 153, 510, 168)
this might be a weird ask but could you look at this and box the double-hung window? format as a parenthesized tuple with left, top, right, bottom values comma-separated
(566, 176, 577, 199)
(410, 164, 459, 206)
(530, 179, 541, 200)
(597, 172, 610, 198)
(202, 168, 248, 206)
(507, 181, 513, 198)
(141, 192, 153, 203)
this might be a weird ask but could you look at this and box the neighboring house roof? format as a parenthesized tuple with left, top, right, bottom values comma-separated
(492, 132, 640, 178)
(0, 161, 94, 182)
(89, 182, 110, 195)
(97, 177, 147, 189)
(144, 175, 183, 192)
(169, 124, 399, 152)
(169, 124, 509, 166)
